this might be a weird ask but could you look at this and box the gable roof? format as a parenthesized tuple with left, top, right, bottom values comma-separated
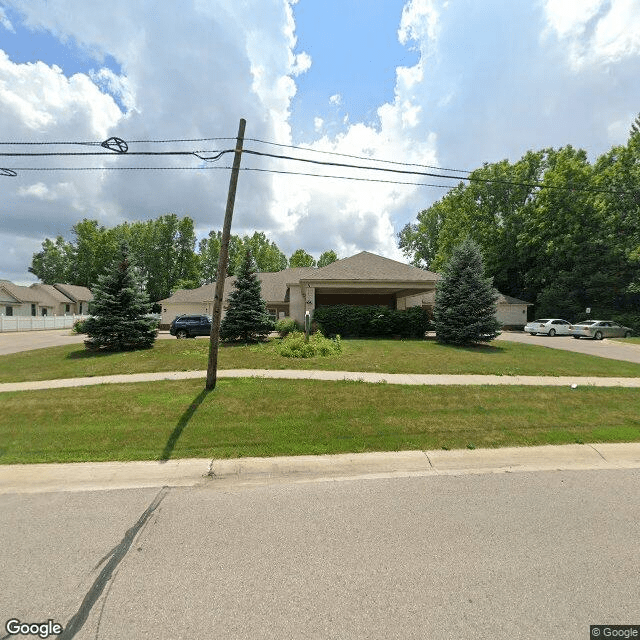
(0, 280, 37, 304)
(31, 284, 74, 304)
(158, 267, 318, 305)
(53, 283, 94, 302)
(302, 251, 438, 282)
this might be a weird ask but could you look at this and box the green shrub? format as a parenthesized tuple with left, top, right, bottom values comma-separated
(72, 319, 88, 334)
(276, 331, 342, 358)
(275, 317, 300, 337)
(312, 305, 430, 338)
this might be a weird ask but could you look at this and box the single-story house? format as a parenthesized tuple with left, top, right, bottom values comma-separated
(158, 251, 532, 329)
(0, 280, 93, 317)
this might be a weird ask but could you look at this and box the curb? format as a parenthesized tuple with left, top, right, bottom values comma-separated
(2, 443, 640, 494)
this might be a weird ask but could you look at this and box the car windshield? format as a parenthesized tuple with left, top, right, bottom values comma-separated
(575, 320, 595, 325)
(533, 319, 550, 323)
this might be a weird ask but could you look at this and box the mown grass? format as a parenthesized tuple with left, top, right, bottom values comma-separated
(2, 337, 640, 383)
(1, 378, 639, 464)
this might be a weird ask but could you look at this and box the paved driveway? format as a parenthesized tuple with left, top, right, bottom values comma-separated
(0, 329, 174, 356)
(496, 331, 640, 364)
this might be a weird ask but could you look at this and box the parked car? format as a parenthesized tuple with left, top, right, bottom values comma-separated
(524, 318, 572, 336)
(169, 314, 212, 338)
(569, 320, 633, 340)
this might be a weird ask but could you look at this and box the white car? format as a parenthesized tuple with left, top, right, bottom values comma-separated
(524, 318, 572, 336)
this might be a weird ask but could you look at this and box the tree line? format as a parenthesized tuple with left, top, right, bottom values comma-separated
(30, 214, 338, 304)
(399, 118, 640, 324)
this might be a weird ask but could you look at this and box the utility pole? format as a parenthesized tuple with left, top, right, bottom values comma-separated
(206, 118, 246, 390)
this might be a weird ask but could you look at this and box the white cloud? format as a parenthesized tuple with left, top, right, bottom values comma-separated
(0, 7, 15, 32)
(329, 93, 342, 106)
(313, 116, 323, 132)
(543, 0, 640, 69)
(0, 51, 122, 134)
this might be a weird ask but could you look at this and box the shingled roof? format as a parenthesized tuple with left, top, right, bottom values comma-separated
(302, 251, 438, 282)
(53, 283, 93, 302)
(159, 267, 318, 306)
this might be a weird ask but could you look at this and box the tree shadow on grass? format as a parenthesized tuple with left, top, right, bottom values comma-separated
(159, 387, 212, 462)
(435, 342, 506, 354)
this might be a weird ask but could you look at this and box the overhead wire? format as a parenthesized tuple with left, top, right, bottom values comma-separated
(0, 133, 637, 197)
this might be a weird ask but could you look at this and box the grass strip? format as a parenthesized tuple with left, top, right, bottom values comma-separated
(1, 378, 639, 464)
(2, 338, 640, 383)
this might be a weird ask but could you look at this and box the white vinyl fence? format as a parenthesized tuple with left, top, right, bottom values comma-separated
(0, 314, 90, 332)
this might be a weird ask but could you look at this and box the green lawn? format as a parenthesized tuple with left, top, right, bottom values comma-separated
(2, 337, 640, 383)
(1, 378, 639, 464)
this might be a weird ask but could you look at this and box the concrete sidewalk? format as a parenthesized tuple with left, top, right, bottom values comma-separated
(2, 368, 640, 392)
(2, 443, 640, 494)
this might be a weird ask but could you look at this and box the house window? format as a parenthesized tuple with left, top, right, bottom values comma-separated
(5, 305, 13, 316)
(31, 304, 36, 316)
(79, 302, 83, 314)
(41, 308, 47, 316)
(65, 304, 70, 313)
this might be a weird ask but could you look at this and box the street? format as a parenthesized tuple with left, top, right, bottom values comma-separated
(2, 469, 639, 639)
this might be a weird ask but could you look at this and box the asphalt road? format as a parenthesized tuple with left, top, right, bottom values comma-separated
(498, 331, 640, 363)
(1, 469, 639, 640)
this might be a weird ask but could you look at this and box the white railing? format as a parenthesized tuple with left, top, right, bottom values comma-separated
(0, 314, 90, 332)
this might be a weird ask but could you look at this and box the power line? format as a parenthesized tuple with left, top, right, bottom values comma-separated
(245, 137, 474, 174)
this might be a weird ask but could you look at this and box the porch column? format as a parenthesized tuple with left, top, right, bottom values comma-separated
(305, 285, 315, 317)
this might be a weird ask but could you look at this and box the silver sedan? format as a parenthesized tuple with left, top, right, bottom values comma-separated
(569, 320, 633, 340)
(524, 318, 572, 336)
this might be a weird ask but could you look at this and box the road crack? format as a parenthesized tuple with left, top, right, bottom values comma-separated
(59, 486, 169, 639)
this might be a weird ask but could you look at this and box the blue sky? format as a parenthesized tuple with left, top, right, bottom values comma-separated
(290, 0, 419, 140)
(1, 0, 640, 284)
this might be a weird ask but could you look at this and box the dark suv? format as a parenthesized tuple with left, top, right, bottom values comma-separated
(169, 314, 212, 338)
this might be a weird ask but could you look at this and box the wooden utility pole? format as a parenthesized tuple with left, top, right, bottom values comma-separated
(206, 118, 246, 390)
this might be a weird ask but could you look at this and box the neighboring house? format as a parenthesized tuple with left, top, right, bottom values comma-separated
(52, 284, 94, 315)
(0, 280, 93, 317)
(159, 251, 533, 330)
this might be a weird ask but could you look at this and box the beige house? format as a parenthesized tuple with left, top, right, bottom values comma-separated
(159, 250, 531, 329)
(0, 280, 93, 317)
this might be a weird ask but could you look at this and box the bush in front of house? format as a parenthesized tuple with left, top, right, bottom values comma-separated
(276, 331, 342, 358)
(72, 319, 88, 334)
(275, 317, 301, 337)
(312, 305, 430, 338)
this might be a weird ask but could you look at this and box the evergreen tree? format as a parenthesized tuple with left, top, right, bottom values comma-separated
(433, 237, 500, 345)
(220, 250, 274, 342)
(83, 243, 157, 351)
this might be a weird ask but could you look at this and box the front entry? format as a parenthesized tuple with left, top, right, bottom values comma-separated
(315, 292, 396, 309)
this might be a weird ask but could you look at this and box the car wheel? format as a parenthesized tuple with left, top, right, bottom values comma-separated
(548, 328, 556, 337)
(573, 336, 580, 339)
(176, 329, 188, 339)
(624, 331, 631, 338)
(530, 332, 536, 336)
(595, 331, 603, 340)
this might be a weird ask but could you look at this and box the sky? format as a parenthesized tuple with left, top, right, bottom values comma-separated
(1, 0, 640, 284)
